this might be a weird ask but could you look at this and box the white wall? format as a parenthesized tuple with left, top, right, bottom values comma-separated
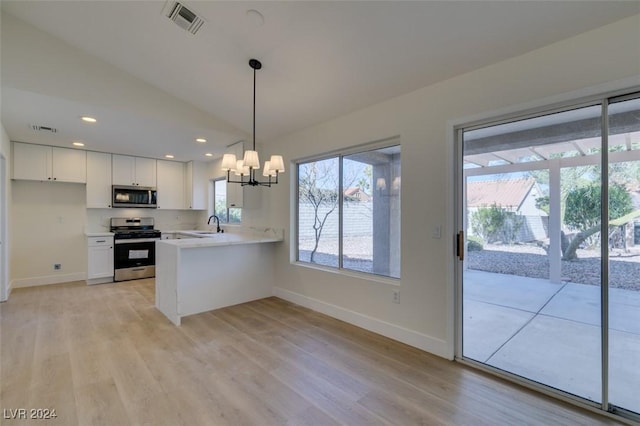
(11, 181, 87, 287)
(267, 15, 640, 358)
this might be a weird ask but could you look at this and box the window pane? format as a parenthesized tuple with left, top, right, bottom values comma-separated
(214, 179, 228, 222)
(213, 179, 241, 224)
(298, 158, 340, 268)
(343, 146, 401, 278)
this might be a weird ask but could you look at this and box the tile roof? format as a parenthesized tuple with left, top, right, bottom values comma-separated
(467, 177, 535, 210)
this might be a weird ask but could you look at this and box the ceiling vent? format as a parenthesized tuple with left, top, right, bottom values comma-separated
(163, 1, 204, 35)
(29, 124, 57, 133)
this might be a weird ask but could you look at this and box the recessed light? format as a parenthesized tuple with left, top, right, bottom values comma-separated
(205, 153, 213, 157)
(165, 154, 175, 159)
(72, 142, 85, 147)
(196, 138, 207, 143)
(81, 116, 97, 123)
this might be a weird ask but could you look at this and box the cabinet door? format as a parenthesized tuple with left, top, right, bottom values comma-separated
(12, 143, 51, 181)
(112, 155, 136, 186)
(186, 161, 208, 210)
(52, 147, 86, 183)
(88, 245, 114, 279)
(156, 160, 184, 210)
(87, 237, 114, 279)
(86, 152, 112, 208)
(226, 143, 244, 208)
(134, 157, 157, 187)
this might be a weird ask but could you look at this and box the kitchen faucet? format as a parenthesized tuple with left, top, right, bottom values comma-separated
(207, 215, 223, 233)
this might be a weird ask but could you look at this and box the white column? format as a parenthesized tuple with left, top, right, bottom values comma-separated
(549, 159, 562, 283)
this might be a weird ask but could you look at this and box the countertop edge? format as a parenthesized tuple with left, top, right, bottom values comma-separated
(85, 232, 114, 237)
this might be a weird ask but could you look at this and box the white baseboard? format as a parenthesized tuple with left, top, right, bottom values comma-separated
(12, 272, 86, 288)
(273, 287, 452, 360)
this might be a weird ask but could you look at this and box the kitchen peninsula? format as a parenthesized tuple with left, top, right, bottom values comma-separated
(155, 228, 283, 325)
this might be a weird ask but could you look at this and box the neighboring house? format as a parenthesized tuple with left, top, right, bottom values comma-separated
(467, 177, 548, 242)
(344, 186, 371, 202)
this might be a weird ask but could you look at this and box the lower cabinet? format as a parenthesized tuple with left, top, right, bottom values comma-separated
(87, 236, 114, 285)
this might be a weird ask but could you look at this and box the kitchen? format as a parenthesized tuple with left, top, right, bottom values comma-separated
(2, 1, 640, 424)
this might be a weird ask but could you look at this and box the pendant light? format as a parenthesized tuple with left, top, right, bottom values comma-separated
(221, 59, 285, 186)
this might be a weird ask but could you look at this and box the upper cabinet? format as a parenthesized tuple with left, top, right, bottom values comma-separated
(186, 161, 208, 210)
(12, 142, 86, 183)
(156, 160, 185, 210)
(112, 154, 156, 187)
(86, 151, 112, 208)
(156, 160, 209, 210)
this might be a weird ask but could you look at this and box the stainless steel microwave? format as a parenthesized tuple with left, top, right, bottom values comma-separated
(112, 186, 157, 208)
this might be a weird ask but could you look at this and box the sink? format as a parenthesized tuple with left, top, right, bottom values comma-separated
(193, 231, 219, 235)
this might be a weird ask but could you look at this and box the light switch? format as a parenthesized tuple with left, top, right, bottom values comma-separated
(432, 225, 441, 239)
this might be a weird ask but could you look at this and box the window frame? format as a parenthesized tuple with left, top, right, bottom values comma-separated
(211, 177, 242, 225)
(294, 137, 401, 282)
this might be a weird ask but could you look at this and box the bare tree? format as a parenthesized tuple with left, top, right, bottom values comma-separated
(299, 159, 364, 262)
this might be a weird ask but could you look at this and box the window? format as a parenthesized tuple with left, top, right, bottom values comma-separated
(297, 143, 401, 278)
(213, 179, 241, 224)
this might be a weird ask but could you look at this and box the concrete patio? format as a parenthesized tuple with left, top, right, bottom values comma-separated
(463, 269, 640, 414)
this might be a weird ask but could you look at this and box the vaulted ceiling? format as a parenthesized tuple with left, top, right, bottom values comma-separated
(2, 1, 639, 161)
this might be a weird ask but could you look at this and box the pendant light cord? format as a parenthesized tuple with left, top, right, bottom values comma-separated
(253, 65, 256, 152)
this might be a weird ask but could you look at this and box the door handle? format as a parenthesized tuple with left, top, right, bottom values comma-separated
(456, 231, 464, 261)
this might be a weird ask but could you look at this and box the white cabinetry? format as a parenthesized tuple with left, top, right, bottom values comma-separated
(13, 142, 86, 183)
(87, 235, 114, 285)
(186, 161, 208, 210)
(156, 160, 185, 210)
(226, 142, 243, 208)
(86, 151, 112, 208)
(112, 155, 156, 187)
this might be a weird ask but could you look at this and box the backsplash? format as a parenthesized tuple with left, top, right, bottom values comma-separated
(86, 208, 208, 232)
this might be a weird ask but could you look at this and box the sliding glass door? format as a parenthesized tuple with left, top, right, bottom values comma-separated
(607, 95, 640, 415)
(458, 90, 640, 420)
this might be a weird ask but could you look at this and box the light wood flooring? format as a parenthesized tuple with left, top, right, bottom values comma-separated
(0, 279, 623, 425)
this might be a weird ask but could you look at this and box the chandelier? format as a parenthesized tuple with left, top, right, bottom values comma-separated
(221, 59, 285, 187)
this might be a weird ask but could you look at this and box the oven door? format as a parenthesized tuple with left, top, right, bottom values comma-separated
(113, 239, 157, 281)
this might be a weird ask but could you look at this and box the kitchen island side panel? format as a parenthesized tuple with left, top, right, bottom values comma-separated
(155, 241, 180, 325)
(176, 242, 276, 320)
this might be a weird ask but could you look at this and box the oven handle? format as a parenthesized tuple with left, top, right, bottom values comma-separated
(114, 238, 161, 244)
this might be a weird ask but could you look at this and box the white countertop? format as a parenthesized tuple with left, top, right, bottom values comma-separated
(85, 232, 114, 237)
(158, 227, 283, 249)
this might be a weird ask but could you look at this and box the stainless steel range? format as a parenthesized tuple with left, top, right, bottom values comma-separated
(110, 217, 161, 282)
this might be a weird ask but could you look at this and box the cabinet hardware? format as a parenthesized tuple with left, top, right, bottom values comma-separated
(96, 240, 106, 243)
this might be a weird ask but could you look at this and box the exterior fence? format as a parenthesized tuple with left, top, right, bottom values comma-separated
(298, 201, 373, 240)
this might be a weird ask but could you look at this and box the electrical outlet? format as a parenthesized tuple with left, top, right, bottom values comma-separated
(54, 263, 61, 270)
(393, 290, 400, 304)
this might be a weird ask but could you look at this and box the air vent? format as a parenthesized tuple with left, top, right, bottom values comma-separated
(29, 124, 57, 133)
(163, 1, 204, 35)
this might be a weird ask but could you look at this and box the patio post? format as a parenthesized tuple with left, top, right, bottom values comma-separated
(549, 159, 562, 283)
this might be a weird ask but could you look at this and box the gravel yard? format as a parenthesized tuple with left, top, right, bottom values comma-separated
(299, 238, 640, 291)
(468, 243, 640, 290)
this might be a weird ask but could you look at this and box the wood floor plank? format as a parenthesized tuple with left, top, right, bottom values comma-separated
(0, 280, 625, 426)
(74, 379, 131, 426)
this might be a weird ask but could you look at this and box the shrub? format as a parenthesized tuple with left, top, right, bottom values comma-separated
(470, 204, 524, 244)
(467, 235, 484, 252)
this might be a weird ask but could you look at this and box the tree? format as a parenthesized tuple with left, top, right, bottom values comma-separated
(562, 183, 634, 260)
(299, 160, 339, 263)
(299, 159, 363, 262)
